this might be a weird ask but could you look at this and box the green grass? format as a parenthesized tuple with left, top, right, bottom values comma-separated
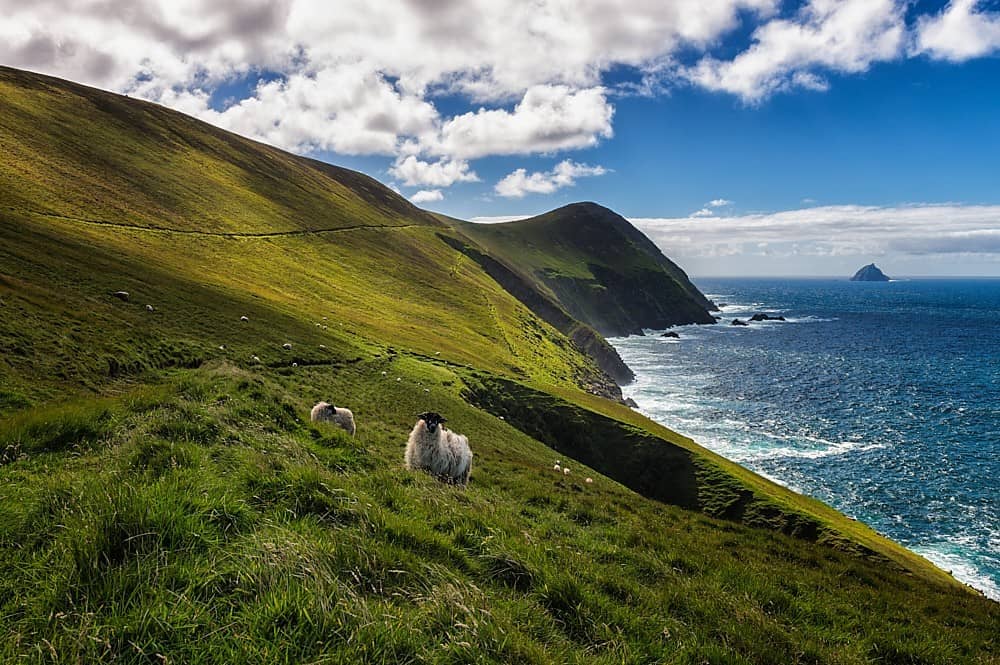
(1, 366, 996, 663)
(0, 66, 997, 662)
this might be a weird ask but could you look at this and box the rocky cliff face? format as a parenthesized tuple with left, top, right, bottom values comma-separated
(851, 263, 891, 281)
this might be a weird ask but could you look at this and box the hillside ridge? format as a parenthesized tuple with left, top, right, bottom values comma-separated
(455, 202, 718, 336)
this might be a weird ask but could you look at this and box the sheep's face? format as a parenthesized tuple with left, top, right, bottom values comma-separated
(417, 411, 446, 434)
(325, 404, 337, 415)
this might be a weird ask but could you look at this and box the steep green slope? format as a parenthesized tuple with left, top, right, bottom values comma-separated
(1, 67, 996, 662)
(455, 202, 717, 336)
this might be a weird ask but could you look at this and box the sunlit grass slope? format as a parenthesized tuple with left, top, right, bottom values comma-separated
(0, 67, 997, 662)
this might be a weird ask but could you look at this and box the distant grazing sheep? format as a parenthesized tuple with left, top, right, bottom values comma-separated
(310, 401, 356, 436)
(145, 304, 155, 312)
(553, 463, 561, 472)
(405, 412, 472, 485)
(563, 467, 570, 476)
(282, 343, 293, 350)
(292, 362, 298, 367)
(585, 477, 593, 484)
(110, 291, 130, 302)
(251, 355, 261, 363)
(240, 315, 249, 322)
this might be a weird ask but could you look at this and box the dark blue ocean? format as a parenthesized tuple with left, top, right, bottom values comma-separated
(610, 278, 999, 600)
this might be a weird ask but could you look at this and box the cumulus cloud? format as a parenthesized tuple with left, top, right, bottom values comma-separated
(914, 0, 1000, 62)
(434, 86, 614, 159)
(709, 199, 734, 208)
(494, 159, 607, 198)
(3, 0, 1000, 186)
(631, 203, 1000, 260)
(409, 189, 444, 204)
(685, 0, 907, 103)
(691, 208, 716, 218)
(389, 156, 479, 187)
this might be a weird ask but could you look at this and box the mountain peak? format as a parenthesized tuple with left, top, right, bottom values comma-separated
(850, 263, 891, 281)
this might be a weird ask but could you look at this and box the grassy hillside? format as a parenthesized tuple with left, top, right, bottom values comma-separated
(454, 203, 718, 336)
(0, 67, 997, 663)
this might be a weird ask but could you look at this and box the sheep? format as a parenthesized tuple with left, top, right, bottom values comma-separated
(110, 291, 130, 302)
(240, 315, 249, 322)
(282, 343, 293, 350)
(553, 463, 561, 472)
(310, 401, 356, 436)
(405, 412, 472, 485)
(292, 362, 298, 367)
(251, 355, 261, 363)
(145, 304, 155, 312)
(563, 467, 571, 476)
(218, 345, 226, 351)
(585, 477, 593, 484)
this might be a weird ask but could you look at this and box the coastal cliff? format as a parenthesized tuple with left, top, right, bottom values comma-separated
(455, 202, 717, 337)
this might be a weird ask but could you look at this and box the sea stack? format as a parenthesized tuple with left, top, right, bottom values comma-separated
(850, 263, 890, 282)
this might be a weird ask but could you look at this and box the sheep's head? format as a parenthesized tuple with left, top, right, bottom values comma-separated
(417, 411, 446, 434)
(326, 403, 337, 414)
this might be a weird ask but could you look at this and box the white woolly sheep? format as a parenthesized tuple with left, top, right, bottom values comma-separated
(240, 315, 249, 322)
(405, 412, 472, 485)
(381, 370, 388, 376)
(585, 477, 593, 484)
(282, 343, 292, 350)
(218, 345, 226, 351)
(251, 355, 260, 363)
(310, 401, 356, 436)
(145, 304, 155, 312)
(292, 362, 298, 367)
(110, 291, 130, 302)
(563, 467, 570, 475)
(319, 344, 326, 349)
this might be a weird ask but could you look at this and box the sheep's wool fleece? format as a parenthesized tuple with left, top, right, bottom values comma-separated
(405, 420, 472, 485)
(310, 401, 356, 436)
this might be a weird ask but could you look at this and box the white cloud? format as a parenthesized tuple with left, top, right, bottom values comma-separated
(434, 86, 614, 160)
(409, 189, 444, 204)
(494, 159, 607, 198)
(915, 0, 1000, 62)
(691, 208, 716, 218)
(3, 0, 1000, 179)
(631, 203, 1000, 261)
(685, 0, 907, 103)
(389, 156, 479, 187)
(0, 0, 777, 170)
(469, 215, 533, 224)
(708, 199, 733, 207)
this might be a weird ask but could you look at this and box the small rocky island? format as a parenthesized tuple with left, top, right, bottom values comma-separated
(850, 263, 890, 282)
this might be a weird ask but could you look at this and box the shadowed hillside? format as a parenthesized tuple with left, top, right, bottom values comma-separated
(455, 202, 718, 336)
(1, 67, 996, 663)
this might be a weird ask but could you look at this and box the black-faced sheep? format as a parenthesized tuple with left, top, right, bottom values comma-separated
(310, 401, 356, 436)
(405, 412, 472, 485)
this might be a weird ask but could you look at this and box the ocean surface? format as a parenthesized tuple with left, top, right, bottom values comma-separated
(609, 278, 999, 600)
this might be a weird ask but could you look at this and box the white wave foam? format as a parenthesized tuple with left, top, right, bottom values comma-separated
(911, 542, 1000, 601)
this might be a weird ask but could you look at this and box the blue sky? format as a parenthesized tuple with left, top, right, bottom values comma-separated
(2, 0, 1000, 275)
